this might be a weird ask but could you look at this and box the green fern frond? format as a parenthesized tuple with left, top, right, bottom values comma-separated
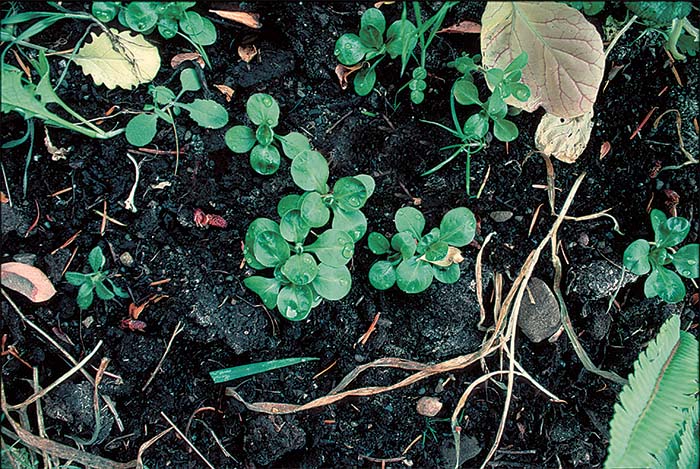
(676, 400, 699, 469)
(605, 315, 699, 469)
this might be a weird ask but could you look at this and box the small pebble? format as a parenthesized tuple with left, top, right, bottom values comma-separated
(489, 211, 513, 222)
(120, 252, 134, 267)
(416, 396, 443, 417)
(13, 253, 37, 265)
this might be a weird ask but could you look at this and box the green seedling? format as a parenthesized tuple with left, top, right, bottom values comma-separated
(623, 209, 698, 303)
(289, 149, 375, 242)
(334, 7, 417, 96)
(91, 1, 216, 66)
(243, 217, 356, 321)
(625, 1, 698, 60)
(367, 206, 476, 293)
(225, 93, 313, 176)
(65, 246, 129, 310)
(209, 357, 318, 384)
(125, 68, 228, 147)
(567, 1, 606, 16)
(421, 53, 530, 195)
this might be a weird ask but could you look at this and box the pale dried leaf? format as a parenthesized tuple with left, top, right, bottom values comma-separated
(213, 84, 235, 102)
(210, 10, 261, 29)
(44, 127, 70, 161)
(535, 110, 594, 163)
(170, 52, 205, 69)
(1, 262, 57, 302)
(481, 2, 604, 118)
(150, 181, 172, 190)
(421, 246, 464, 267)
(600, 141, 611, 160)
(237, 44, 258, 63)
(74, 29, 160, 90)
(335, 63, 363, 90)
(374, 1, 395, 7)
(438, 20, 481, 34)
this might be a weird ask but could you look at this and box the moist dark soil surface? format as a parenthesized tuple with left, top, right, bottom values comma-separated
(1, 2, 698, 468)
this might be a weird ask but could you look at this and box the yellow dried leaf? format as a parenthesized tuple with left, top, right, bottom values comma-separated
(535, 110, 594, 163)
(420, 246, 464, 267)
(74, 29, 161, 90)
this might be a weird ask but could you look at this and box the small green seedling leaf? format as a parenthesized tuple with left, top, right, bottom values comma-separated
(246, 93, 280, 127)
(354, 174, 376, 198)
(244, 218, 279, 270)
(88, 246, 106, 272)
(396, 257, 433, 293)
(291, 151, 329, 192)
(278, 195, 302, 217)
(65, 272, 88, 286)
(331, 207, 367, 242)
(432, 263, 461, 284)
(333, 177, 368, 211)
(305, 229, 354, 267)
(368, 232, 390, 255)
(623, 239, 652, 276)
(209, 357, 319, 384)
(253, 231, 290, 268)
(92, 2, 119, 22)
(243, 276, 281, 310)
(225, 125, 256, 153)
(312, 264, 352, 300)
(279, 132, 312, 159)
(386, 19, 417, 59)
(281, 253, 318, 285)
(250, 144, 281, 175)
(463, 112, 489, 138)
(77, 282, 95, 310)
(279, 209, 310, 244)
(256, 125, 274, 146)
(354, 67, 377, 96)
(300, 191, 330, 228)
(454, 79, 481, 106)
(368, 261, 397, 290)
(392, 232, 417, 260)
(335, 33, 369, 65)
(394, 206, 425, 239)
(672, 244, 699, 279)
(126, 113, 158, 146)
(277, 284, 314, 320)
(179, 68, 202, 92)
(124, 2, 158, 32)
(656, 216, 690, 249)
(360, 8, 386, 49)
(424, 241, 449, 262)
(439, 207, 476, 247)
(95, 282, 115, 300)
(176, 99, 229, 128)
(645, 267, 686, 303)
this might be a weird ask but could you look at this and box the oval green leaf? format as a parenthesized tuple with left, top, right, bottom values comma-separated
(623, 239, 651, 276)
(253, 231, 290, 268)
(335, 33, 369, 66)
(394, 206, 425, 239)
(433, 263, 461, 284)
(277, 194, 302, 217)
(331, 207, 367, 242)
(291, 150, 329, 192)
(279, 132, 311, 159)
(333, 177, 368, 211)
(644, 267, 686, 303)
(312, 264, 351, 301)
(281, 253, 318, 285)
(305, 229, 354, 267)
(672, 244, 698, 279)
(439, 207, 476, 247)
(250, 144, 281, 175)
(300, 191, 330, 228)
(392, 232, 417, 260)
(354, 67, 376, 96)
(243, 276, 281, 310)
(280, 209, 310, 244)
(277, 284, 314, 321)
(244, 218, 279, 270)
(225, 125, 256, 153)
(246, 93, 280, 127)
(395, 257, 434, 294)
(368, 261, 397, 290)
(368, 232, 390, 255)
(126, 113, 158, 146)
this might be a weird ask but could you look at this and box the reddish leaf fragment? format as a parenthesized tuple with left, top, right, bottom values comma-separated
(599, 141, 611, 160)
(335, 63, 363, 90)
(1, 262, 57, 302)
(120, 318, 147, 332)
(213, 84, 234, 102)
(209, 10, 261, 29)
(171, 52, 205, 69)
(194, 208, 228, 228)
(438, 20, 481, 34)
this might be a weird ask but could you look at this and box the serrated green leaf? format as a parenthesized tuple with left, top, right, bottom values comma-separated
(65, 272, 88, 286)
(77, 282, 95, 309)
(88, 247, 105, 272)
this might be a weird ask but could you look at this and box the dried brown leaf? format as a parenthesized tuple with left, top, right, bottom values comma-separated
(335, 63, 363, 90)
(438, 20, 481, 34)
(43, 128, 70, 161)
(213, 84, 235, 102)
(170, 52, 205, 69)
(1, 262, 57, 302)
(210, 10, 261, 29)
(1, 192, 9, 204)
(599, 141, 611, 160)
(237, 44, 258, 63)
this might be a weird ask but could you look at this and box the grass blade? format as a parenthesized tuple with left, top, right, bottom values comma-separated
(209, 357, 319, 384)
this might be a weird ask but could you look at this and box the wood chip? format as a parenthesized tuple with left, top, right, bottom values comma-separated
(599, 141, 611, 160)
(237, 44, 258, 63)
(210, 10, 261, 29)
(170, 52, 205, 69)
(213, 84, 234, 102)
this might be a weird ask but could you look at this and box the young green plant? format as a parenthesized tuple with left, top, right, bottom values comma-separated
(624, 1, 698, 60)
(421, 53, 530, 195)
(623, 209, 698, 303)
(65, 246, 129, 310)
(225, 93, 313, 175)
(91, 1, 216, 66)
(125, 68, 229, 147)
(289, 149, 375, 242)
(367, 206, 476, 293)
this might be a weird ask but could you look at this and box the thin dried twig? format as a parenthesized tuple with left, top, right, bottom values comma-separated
(160, 412, 215, 469)
(142, 321, 184, 391)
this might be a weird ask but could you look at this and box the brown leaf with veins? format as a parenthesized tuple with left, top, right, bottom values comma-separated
(438, 20, 481, 34)
(238, 44, 258, 63)
(213, 84, 235, 102)
(210, 10, 261, 29)
(170, 52, 205, 69)
(481, 2, 604, 118)
(1, 262, 57, 302)
(535, 110, 594, 163)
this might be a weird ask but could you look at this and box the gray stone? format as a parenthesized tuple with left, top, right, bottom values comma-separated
(489, 210, 513, 222)
(569, 260, 637, 300)
(244, 415, 306, 466)
(517, 277, 561, 343)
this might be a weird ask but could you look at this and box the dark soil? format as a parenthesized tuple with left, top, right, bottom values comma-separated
(1, 2, 698, 468)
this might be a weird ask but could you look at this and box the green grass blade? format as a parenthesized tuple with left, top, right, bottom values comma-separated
(209, 357, 319, 384)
